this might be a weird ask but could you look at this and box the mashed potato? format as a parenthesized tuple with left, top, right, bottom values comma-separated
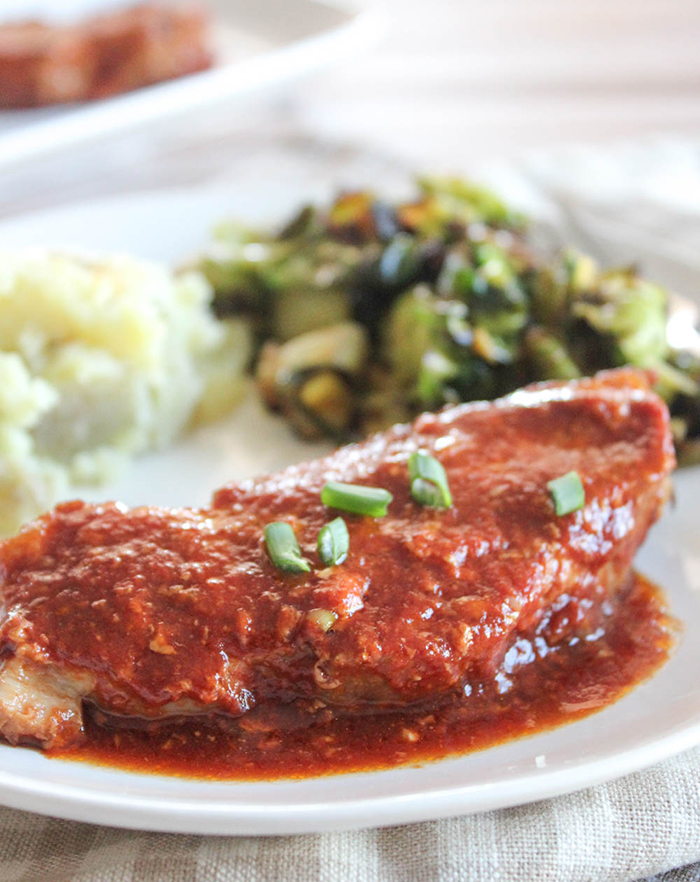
(0, 251, 251, 535)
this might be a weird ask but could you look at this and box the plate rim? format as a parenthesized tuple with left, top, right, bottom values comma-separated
(0, 709, 699, 835)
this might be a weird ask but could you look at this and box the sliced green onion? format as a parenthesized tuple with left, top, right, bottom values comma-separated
(307, 608, 338, 632)
(547, 471, 585, 516)
(263, 522, 311, 573)
(410, 478, 447, 508)
(317, 517, 349, 566)
(321, 481, 392, 517)
(408, 451, 452, 508)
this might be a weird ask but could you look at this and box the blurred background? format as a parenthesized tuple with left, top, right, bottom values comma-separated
(2, 0, 699, 219)
(301, 0, 700, 165)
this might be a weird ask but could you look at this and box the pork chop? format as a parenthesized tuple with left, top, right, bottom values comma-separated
(0, 369, 675, 749)
(0, 4, 212, 109)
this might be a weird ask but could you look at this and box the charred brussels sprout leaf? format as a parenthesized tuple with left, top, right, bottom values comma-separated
(197, 176, 700, 462)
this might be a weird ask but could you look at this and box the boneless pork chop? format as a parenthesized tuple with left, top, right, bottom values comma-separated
(0, 369, 675, 749)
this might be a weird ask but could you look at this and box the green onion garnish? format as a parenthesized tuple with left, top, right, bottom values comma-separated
(263, 522, 311, 573)
(547, 471, 585, 516)
(408, 451, 453, 508)
(321, 481, 392, 517)
(317, 517, 349, 566)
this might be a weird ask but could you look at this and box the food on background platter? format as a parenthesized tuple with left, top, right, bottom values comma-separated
(197, 177, 700, 462)
(0, 369, 676, 779)
(0, 250, 250, 536)
(0, 3, 212, 109)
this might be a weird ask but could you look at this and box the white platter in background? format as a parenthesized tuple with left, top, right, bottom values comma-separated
(0, 182, 699, 835)
(0, 0, 380, 171)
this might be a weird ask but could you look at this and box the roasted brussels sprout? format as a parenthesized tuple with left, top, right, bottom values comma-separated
(256, 322, 369, 441)
(197, 178, 700, 464)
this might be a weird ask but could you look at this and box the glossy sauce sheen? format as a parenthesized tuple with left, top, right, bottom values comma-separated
(59, 574, 674, 779)
(0, 370, 677, 771)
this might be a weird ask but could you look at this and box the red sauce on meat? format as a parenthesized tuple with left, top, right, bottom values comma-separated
(55, 573, 674, 779)
(0, 371, 677, 777)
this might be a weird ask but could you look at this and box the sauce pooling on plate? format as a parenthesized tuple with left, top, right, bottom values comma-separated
(60, 574, 674, 780)
(0, 370, 677, 777)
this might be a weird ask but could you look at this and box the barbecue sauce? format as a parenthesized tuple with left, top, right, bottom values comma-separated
(55, 573, 674, 780)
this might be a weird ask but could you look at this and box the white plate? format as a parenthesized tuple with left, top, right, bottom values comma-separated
(0, 184, 699, 835)
(0, 0, 380, 171)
